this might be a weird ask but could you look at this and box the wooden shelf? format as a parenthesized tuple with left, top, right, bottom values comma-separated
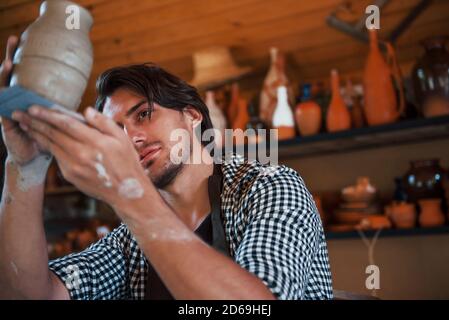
(276, 115, 449, 159)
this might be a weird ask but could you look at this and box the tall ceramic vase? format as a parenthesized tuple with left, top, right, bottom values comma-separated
(326, 69, 351, 132)
(10, 0, 94, 111)
(363, 29, 405, 126)
(259, 47, 292, 128)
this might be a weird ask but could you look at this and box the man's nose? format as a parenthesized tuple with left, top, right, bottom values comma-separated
(124, 126, 147, 147)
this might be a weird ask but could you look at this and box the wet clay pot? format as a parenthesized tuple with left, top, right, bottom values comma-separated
(10, 0, 94, 111)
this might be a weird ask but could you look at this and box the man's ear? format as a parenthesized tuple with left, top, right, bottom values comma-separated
(183, 105, 203, 128)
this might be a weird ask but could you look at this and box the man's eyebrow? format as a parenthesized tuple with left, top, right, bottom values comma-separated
(125, 100, 147, 117)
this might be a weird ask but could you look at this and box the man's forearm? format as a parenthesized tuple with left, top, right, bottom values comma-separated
(0, 159, 54, 299)
(120, 193, 276, 300)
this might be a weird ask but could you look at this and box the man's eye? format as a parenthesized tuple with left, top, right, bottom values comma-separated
(137, 110, 150, 121)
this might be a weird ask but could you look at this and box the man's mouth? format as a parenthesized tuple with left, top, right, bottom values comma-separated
(139, 145, 162, 167)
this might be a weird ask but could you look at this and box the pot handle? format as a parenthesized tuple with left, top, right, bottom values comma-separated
(386, 43, 405, 117)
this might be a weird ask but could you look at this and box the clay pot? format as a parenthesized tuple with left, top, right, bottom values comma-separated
(418, 198, 445, 227)
(411, 36, 449, 117)
(295, 84, 322, 136)
(10, 0, 94, 111)
(326, 69, 351, 132)
(363, 29, 405, 126)
(385, 202, 416, 229)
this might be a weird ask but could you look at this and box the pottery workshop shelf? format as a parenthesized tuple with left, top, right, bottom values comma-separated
(325, 225, 449, 240)
(277, 114, 449, 159)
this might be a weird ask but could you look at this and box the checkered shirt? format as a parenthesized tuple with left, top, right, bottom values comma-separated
(49, 154, 333, 299)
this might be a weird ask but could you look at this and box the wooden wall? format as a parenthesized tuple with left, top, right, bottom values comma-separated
(1, 0, 449, 108)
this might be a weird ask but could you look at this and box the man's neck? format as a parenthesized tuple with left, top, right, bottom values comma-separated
(158, 155, 215, 231)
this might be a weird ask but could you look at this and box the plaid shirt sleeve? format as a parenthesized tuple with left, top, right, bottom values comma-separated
(48, 224, 130, 300)
(234, 165, 333, 300)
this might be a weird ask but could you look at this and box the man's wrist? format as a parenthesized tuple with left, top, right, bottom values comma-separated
(6, 154, 52, 192)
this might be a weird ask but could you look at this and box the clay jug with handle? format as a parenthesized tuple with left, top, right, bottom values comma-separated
(363, 29, 405, 126)
(326, 69, 351, 132)
(10, 0, 94, 111)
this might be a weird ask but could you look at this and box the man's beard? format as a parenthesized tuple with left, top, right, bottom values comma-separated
(150, 161, 184, 189)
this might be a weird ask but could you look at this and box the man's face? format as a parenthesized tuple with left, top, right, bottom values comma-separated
(102, 87, 193, 188)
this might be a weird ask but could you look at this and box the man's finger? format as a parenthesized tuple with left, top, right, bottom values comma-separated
(27, 128, 67, 161)
(84, 107, 122, 137)
(0, 36, 18, 86)
(26, 114, 85, 154)
(5, 35, 18, 62)
(27, 105, 100, 142)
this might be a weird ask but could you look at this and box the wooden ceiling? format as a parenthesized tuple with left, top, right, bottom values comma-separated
(1, 0, 449, 107)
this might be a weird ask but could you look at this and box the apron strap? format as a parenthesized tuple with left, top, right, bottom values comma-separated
(208, 163, 230, 257)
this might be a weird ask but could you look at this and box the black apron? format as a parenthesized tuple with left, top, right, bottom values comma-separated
(144, 164, 229, 299)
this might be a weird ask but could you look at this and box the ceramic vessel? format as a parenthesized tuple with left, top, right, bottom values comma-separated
(259, 47, 293, 127)
(205, 91, 227, 147)
(10, 0, 94, 111)
(418, 198, 445, 227)
(385, 202, 416, 229)
(272, 86, 295, 140)
(411, 36, 449, 118)
(295, 84, 322, 136)
(403, 159, 446, 202)
(363, 29, 405, 126)
(326, 69, 351, 132)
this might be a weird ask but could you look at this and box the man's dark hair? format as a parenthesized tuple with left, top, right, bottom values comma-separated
(95, 63, 214, 146)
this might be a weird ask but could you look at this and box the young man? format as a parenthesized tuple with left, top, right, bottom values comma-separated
(0, 35, 333, 300)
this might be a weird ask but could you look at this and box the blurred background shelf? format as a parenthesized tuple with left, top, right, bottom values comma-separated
(278, 114, 449, 159)
(326, 225, 449, 240)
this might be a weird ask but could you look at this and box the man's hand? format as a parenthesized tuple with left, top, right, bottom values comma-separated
(12, 105, 152, 217)
(1, 36, 51, 171)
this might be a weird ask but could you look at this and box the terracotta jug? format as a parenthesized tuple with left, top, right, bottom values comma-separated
(363, 29, 405, 126)
(10, 0, 94, 111)
(259, 47, 293, 127)
(272, 86, 295, 140)
(295, 84, 322, 136)
(418, 198, 445, 227)
(326, 69, 351, 132)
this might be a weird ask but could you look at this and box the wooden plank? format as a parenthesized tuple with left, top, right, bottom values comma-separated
(90, 0, 448, 81)
(90, 0, 438, 72)
(91, 0, 341, 57)
(0, 0, 33, 10)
